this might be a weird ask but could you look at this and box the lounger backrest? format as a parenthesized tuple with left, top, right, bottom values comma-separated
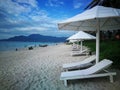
(81, 55, 96, 64)
(86, 59, 113, 75)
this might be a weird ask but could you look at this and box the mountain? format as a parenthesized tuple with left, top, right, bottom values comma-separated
(0, 34, 67, 42)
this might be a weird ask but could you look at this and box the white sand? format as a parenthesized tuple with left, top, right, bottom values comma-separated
(0, 43, 120, 90)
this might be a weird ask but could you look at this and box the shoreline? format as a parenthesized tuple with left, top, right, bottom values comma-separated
(0, 43, 120, 90)
(0, 41, 62, 52)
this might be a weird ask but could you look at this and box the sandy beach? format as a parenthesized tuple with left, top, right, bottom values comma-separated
(0, 43, 120, 90)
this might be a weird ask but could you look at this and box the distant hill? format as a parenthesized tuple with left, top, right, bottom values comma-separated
(0, 34, 67, 42)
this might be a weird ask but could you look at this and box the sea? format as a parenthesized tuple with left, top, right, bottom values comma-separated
(0, 41, 60, 51)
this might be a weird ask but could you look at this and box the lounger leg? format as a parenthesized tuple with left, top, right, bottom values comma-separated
(64, 80, 67, 86)
(109, 75, 113, 83)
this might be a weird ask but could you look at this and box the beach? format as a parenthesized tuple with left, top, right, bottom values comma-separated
(0, 43, 120, 90)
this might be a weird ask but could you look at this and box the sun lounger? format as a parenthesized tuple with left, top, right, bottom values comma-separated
(72, 45, 80, 51)
(60, 59, 116, 86)
(71, 49, 89, 56)
(63, 55, 96, 71)
(72, 48, 80, 51)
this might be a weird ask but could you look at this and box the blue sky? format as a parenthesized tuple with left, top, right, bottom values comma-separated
(0, 0, 92, 39)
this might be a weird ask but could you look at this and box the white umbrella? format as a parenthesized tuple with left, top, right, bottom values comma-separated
(69, 39, 78, 43)
(67, 31, 96, 51)
(58, 6, 120, 63)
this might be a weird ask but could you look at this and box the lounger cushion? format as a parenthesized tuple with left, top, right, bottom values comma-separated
(63, 62, 93, 70)
(63, 55, 96, 70)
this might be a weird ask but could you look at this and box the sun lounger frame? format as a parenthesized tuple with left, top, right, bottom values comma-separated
(60, 59, 117, 86)
(61, 70, 116, 86)
(71, 49, 89, 56)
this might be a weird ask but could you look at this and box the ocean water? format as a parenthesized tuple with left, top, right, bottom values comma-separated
(0, 41, 58, 51)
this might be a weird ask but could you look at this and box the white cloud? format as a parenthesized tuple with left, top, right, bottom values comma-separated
(73, 0, 83, 9)
(28, 11, 48, 22)
(0, 0, 30, 15)
(0, 0, 57, 30)
(74, 3, 82, 9)
(14, 0, 38, 7)
(46, 0, 64, 7)
(16, 26, 49, 31)
(0, 0, 70, 38)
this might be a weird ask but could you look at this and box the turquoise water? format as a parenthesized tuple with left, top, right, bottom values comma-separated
(0, 41, 58, 51)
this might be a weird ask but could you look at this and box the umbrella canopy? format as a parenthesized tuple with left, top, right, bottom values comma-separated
(67, 31, 96, 40)
(69, 39, 78, 43)
(67, 31, 96, 51)
(58, 6, 120, 31)
(58, 6, 120, 63)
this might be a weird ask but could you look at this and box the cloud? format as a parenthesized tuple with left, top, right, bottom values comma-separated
(13, 0, 38, 8)
(15, 26, 49, 31)
(0, 0, 58, 34)
(74, 3, 82, 9)
(0, 0, 77, 39)
(73, 0, 83, 9)
(45, 0, 64, 7)
(0, 0, 30, 16)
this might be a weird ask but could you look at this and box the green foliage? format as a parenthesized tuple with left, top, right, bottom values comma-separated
(84, 40, 120, 69)
(84, 40, 96, 52)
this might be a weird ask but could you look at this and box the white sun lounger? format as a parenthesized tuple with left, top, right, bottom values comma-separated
(63, 55, 96, 71)
(72, 45, 80, 51)
(71, 49, 89, 56)
(60, 59, 116, 86)
(72, 48, 80, 51)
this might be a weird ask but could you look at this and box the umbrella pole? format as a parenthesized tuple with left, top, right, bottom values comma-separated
(96, 19, 100, 63)
(77, 40, 79, 49)
(81, 40, 82, 52)
(73, 42, 75, 49)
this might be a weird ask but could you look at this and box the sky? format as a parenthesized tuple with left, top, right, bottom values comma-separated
(0, 0, 92, 39)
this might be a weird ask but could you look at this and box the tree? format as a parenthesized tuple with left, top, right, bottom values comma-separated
(85, 0, 120, 9)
